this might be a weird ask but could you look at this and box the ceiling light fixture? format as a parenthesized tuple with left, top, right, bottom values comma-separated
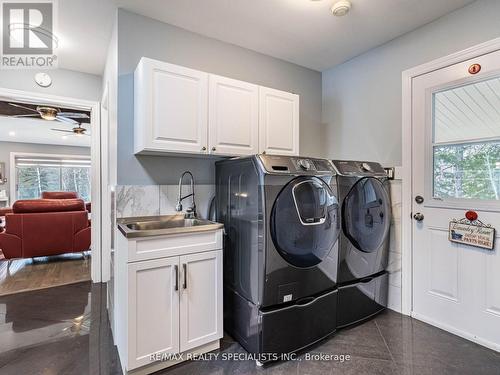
(8, 131, 15, 136)
(38, 106, 59, 121)
(331, 0, 351, 16)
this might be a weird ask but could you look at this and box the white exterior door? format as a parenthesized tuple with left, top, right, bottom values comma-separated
(127, 257, 180, 370)
(209, 75, 259, 156)
(259, 86, 299, 155)
(179, 250, 223, 352)
(135, 58, 208, 154)
(412, 49, 500, 351)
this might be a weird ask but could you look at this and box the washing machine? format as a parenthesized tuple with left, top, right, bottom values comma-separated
(331, 160, 391, 328)
(216, 155, 340, 358)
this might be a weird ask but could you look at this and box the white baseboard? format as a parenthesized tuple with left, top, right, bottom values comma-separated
(411, 312, 500, 352)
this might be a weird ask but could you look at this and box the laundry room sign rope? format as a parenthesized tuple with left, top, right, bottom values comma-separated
(448, 211, 495, 250)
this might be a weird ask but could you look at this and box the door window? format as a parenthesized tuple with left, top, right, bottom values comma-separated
(433, 77, 500, 200)
(271, 177, 339, 268)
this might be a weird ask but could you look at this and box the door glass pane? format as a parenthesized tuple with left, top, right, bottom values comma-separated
(433, 76, 500, 200)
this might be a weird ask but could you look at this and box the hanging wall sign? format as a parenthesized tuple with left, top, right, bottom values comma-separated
(449, 212, 495, 250)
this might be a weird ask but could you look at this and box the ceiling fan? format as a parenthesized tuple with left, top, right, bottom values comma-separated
(51, 123, 90, 136)
(8, 102, 89, 125)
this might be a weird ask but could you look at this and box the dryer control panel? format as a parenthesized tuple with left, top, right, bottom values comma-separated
(331, 160, 387, 177)
(258, 155, 335, 175)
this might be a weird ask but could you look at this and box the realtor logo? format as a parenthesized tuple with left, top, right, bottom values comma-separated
(1, 0, 57, 68)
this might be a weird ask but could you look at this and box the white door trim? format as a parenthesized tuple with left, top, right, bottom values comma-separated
(0, 87, 104, 283)
(401, 37, 500, 316)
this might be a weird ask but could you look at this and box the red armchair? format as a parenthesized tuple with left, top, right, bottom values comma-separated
(42, 191, 91, 213)
(41, 191, 78, 199)
(0, 198, 91, 259)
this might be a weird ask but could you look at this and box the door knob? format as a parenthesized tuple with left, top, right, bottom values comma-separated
(413, 213, 424, 222)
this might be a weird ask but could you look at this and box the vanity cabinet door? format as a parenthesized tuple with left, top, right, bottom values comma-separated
(135, 58, 209, 154)
(127, 257, 180, 370)
(208, 74, 259, 156)
(259, 86, 299, 155)
(179, 250, 223, 352)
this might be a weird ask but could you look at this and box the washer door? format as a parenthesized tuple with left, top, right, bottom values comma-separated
(271, 177, 339, 268)
(343, 177, 390, 253)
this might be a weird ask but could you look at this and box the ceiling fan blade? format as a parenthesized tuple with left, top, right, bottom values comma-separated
(55, 115, 78, 125)
(12, 114, 40, 117)
(58, 112, 89, 119)
(8, 103, 39, 113)
(51, 128, 75, 133)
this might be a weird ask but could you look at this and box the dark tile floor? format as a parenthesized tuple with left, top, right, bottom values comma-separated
(162, 310, 500, 375)
(0, 281, 499, 375)
(0, 281, 120, 375)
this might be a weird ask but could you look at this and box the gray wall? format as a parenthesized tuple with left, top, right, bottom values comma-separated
(0, 141, 90, 198)
(117, 9, 323, 185)
(0, 68, 102, 102)
(322, 0, 500, 166)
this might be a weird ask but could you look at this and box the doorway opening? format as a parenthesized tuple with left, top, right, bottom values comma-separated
(0, 88, 102, 297)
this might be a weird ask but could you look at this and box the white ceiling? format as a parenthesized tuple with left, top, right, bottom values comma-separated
(0, 117, 91, 147)
(57, 0, 475, 75)
(55, 0, 116, 75)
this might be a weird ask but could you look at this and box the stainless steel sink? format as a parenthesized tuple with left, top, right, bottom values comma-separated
(118, 215, 223, 238)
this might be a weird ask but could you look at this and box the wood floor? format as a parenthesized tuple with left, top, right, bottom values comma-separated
(0, 252, 91, 296)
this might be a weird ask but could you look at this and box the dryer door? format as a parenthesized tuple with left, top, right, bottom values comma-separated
(271, 176, 340, 268)
(343, 177, 391, 253)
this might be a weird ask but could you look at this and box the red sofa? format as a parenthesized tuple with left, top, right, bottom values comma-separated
(0, 198, 91, 259)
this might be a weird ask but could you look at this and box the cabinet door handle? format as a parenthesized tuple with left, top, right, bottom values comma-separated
(174, 265, 178, 291)
(211, 147, 216, 152)
(182, 263, 187, 289)
(201, 146, 207, 151)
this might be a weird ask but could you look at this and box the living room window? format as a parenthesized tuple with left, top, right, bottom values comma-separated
(15, 155, 91, 201)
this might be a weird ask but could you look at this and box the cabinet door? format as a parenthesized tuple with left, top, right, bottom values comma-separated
(128, 257, 179, 370)
(209, 75, 259, 156)
(259, 86, 299, 155)
(135, 58, 208, 154)
(179, 250, 223, 352)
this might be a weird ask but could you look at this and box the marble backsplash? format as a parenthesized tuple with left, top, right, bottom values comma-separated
(116, 184, 215, 220)
(387, 178, 402, 313)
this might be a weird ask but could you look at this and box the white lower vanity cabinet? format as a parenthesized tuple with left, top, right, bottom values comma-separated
(113, 227, 223, 374)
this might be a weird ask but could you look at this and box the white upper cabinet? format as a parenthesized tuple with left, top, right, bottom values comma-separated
(134, 58, 299, 156)
(259, 87, 300, 156)
(135, 58, 208, 154)
(208, 75, 259, 156)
